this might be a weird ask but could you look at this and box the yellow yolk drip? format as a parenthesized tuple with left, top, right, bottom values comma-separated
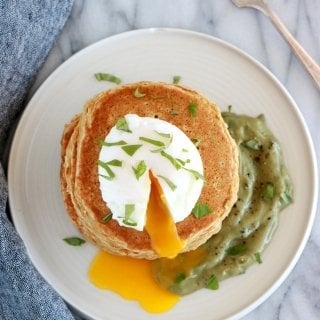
(88, 250, 180, 313)
(145, 172, 185, 258)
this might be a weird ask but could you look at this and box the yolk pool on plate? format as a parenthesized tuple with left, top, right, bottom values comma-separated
(88, 172, 186, 313)
(88, 251, 180, 313)
(145, 172, 185, 258)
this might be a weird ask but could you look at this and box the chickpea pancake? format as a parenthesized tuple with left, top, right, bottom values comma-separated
(60, 81, 239, 259)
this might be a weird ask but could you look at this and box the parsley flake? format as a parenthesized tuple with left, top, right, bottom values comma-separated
(192, 203, 212, 218)
(132, 160, 147, 180)
(188, 102, 197, 117)
(116, 118, 132, 133)
(121, 144, 142, 156)
(94, 73, 121, 85)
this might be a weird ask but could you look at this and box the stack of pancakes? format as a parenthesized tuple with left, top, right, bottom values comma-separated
(60, 82, 239, 260)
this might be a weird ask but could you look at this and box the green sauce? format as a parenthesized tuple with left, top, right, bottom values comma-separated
(152, 112, 293, 295)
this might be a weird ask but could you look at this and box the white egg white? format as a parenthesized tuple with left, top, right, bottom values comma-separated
(98, 114, 204, 231)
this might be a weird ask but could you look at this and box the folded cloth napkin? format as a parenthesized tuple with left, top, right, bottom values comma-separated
(0, 1, 80, 319)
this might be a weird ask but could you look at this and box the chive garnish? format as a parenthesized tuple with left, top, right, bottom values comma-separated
(176, 158, 190, 166)
(262, 182, 275, 200)
(154, 131, 173, 147)
(121, 144, 142, 156)
(226, 243, 247, 256)
(105, 159, 123, 167)
(173, 75, 181, 84)
(100, 212, 113, 223)
(150, 147, 166, 153)
(123, 220, 137, 227)
(99, 140, 127, 147)
(182, 148, 189, 152)
(170, 109, 179, 115)
(99, 173, 114, 181)
(122, 204, 137, 226)
(174, 273, 186, 284)
(183, 167, 205, 181)
(280, 191, 293, 205)
(192, 203, 212, 218)
(158, 175, 177, 191)
(206, 275, 219, 290)
(63, 237, 86, 246)
(188, 102, 197, 117)
(134, 87, 146, 98)
(254, 252, 262, 264)
(116, 118, 132, 133)
(154, 131, 171, 139)
(98, 160, 116, 180)
(160, 150, 182, 170)
(132, 160, 147, 180)
(139, 137, 165, 147)
(191, 138, 201, 148)
(94, 73, 121, 85)
(125, 204, 135, 216)
(242, 139, 262, 151)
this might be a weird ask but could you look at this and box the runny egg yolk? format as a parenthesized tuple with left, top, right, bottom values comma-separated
(88, 172, 186, 313)
(145, 171, 185, 258)
(88, 251, 180, 313)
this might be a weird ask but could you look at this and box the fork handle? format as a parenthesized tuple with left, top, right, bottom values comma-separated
(261, 4, 320, 88)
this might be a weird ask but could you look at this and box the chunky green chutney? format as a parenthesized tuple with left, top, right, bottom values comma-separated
(152, 112, 293, 295)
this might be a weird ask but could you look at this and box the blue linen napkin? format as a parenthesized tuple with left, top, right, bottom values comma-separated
(0, 1, 79, 319)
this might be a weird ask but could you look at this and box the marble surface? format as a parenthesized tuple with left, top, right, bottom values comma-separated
(31, 0, 320, 319)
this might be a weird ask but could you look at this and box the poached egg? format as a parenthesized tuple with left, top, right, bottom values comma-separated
(98, 114, 204, 258)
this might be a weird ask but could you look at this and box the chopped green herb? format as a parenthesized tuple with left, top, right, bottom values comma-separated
(176, 158, 190, 166)
(170, 109, 179, 115)
(227, 243, 247, 256)
(106, 159, 122, 167)
(158, 175, 177, 191)
(154, 131, 171, 139)
(280, 191, 293, 205)
(183, 167, 205, 181)
(139, 137, 165, 147)
(150, 147, 165, 153)
(134, 87, 146, 98)
(173, 75, 181, 84)
(242, 139, 262, 151)
(123, 219, 137, 227)
(132, 160, 147, 180)
(63, 237, 86, 246)
(100, 212, 113, 223)
(206, 274, 219, 290)
(188, 102, 197, 117)
(99, 174, 114, 181)
(122, 204, 137, 226)
(254, 252, 262, 264)
(160, 150, 182, 170)
(192, 203, 212, 218)
(121, 144, 142, 156)
(262, 182, 275, 200)
(94, 73, 121, 85)
(98, 160, 116, 180)
(154, 131, 173, 147)
(125, 204, 135, 217)
(116, 118, 132, 133)
(191, 138, 201, 148)
(228, 105, 232, 112)
(174, 273, 186, 284)
(182, 148, 189, 152)
(99, 140, 127, 147)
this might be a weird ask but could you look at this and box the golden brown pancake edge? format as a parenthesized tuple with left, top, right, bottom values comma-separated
(60, 81, 239, 259)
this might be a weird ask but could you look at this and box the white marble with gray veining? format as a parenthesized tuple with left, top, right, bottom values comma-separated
(31, 0, 320, 319)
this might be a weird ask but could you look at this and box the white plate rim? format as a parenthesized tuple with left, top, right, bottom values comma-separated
(8, 28, 319, 320)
